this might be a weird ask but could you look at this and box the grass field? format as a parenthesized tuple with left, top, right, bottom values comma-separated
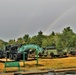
(0, 56, 76, 72)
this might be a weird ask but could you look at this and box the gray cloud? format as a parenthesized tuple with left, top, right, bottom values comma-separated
(0, 0, 76, 41)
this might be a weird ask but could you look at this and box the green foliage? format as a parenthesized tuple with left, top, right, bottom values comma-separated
(30, 31, 44, 47)
(16, 37, 24, 44)
(23, 34, 30, 44)
(38, 31, 43, 36)
(0, 40, 5, 49)
(51, 31, 55, 36)
(42, 32, 56, 48)
(0, 26, 76, 51)
(56, 27, 76, 51)
(30, 35, 39, 45)
(8, 39, 16, 45)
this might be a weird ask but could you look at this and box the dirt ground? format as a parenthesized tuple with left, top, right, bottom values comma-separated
(0, 57, 76, 72)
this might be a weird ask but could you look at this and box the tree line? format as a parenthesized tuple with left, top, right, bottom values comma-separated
(0, 27, 76, 51)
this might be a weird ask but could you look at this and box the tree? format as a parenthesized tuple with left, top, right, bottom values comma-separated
(38, 31, 43, 36)
(42, 38, 52, 47)
(37, 31, 44, 46)
(51, 31, 55, 36)
(56, 27, 75, 50)
(68, 35, 76, 48)
(42, 33, 56, 48)
(23, 34, 30, 44)
(8, 39, 16, 45)
(3, 42, 8, 46)
(0, 39, 5, 49)
(30, 31, 44, 47)
(16, 37, 24, 44)
(30, 36, 41, 46)
(30, 36, 37, 44)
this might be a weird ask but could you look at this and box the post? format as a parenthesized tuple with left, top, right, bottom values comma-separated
(23, 52, 26, 67)
(6, 52, 7, 62)
(36, 50, 38, 66)
(4, 52, 7, 73)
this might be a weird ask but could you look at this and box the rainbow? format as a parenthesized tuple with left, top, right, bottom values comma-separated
(44, 6, 76, 34)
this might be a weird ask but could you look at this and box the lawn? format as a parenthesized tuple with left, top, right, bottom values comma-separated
(0, 57, 76, 72)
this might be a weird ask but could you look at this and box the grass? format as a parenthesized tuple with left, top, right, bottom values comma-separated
(0, 57, 76, 72)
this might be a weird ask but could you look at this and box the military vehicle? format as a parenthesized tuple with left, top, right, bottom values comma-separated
(0, 50, 5, 58)
(42, 46, 67, 58)
(68, 47, 76, 56)
(2, 44, 43, 61)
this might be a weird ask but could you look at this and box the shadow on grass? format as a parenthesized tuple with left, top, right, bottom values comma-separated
(39, 55, 68, 59)
(27, 58, 36, 61)
(22, 64, 44, 67)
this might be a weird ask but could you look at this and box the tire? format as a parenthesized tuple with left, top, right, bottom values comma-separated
(0, 53, 2, 58)
(25, 54, 28, 60)
(25, 57, 28, 60)
(13, 54, 18, 61)
(9, 54, 13, 60)
(50, 52, 54, 58)
(38, 52, 43, 57)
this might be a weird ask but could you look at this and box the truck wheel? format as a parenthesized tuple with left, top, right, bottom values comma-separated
(50, 52, 54, 58)
(25, 57, 28, 60)
(24, 53, 28, 60)
(13, 54, 18, 61)
(9, 54, 12, 60)
(0, 53, 2, 58)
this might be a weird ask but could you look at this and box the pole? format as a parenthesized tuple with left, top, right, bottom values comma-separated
(23, 52, 26, 67)
(4, 52, 7, 73)
(36, 50, 38, 66)
(5, 52, 7, 65)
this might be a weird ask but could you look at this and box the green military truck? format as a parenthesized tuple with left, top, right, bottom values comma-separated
(4, 44, 43, 61)
(68, 47, 76, 56)
(41, 46, 67, 58)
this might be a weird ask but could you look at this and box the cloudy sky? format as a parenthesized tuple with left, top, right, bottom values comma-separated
(0, 0, 76, 41)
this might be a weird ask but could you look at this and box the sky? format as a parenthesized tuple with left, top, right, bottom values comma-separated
(0, 0, 76, 41)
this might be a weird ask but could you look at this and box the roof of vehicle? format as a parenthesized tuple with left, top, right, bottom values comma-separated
(43, 46, 56, 50)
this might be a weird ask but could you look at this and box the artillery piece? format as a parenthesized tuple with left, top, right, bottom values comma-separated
(4, 44, 43, 61)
